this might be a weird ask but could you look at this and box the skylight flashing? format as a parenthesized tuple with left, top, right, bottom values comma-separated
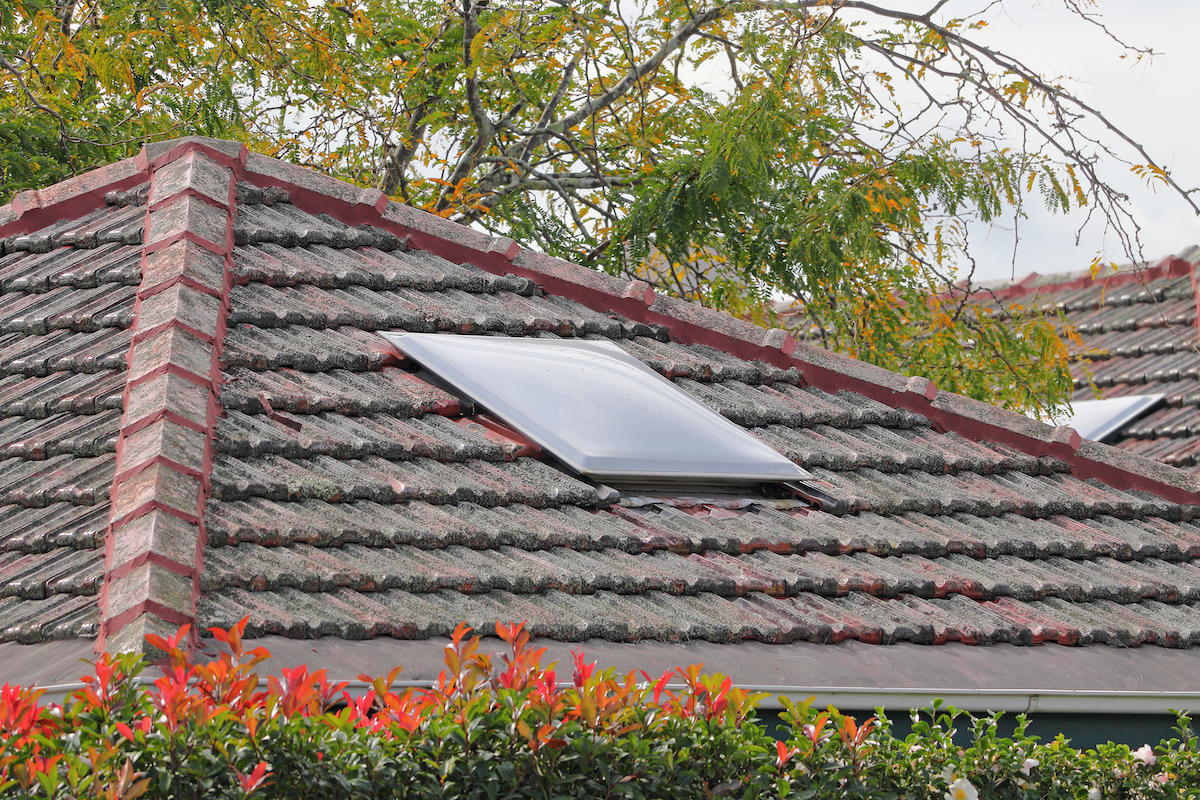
(379, 332, 817, 485)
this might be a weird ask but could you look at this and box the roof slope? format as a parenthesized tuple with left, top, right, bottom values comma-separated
(988, 251, 1200, 472)
(3, 138, 1200, 690)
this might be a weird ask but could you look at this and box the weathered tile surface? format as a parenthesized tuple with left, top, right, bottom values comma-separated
(189, 207, 1200, 649)
(0, 210, 138, 642)
(989, 254, 1200, 471)
(7, 143, 1200, 663)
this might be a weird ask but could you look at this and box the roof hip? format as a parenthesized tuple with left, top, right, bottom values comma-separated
(94, 143, 244, 654)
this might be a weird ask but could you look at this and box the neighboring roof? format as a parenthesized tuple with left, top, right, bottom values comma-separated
(4, 138, 1200, 700)
(985, 250, 1200, 472)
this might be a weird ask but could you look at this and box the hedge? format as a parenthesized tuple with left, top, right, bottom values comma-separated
(1, 619, 1197, 799)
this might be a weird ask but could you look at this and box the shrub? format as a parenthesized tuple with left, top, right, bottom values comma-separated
(0, 619, 1196, 799)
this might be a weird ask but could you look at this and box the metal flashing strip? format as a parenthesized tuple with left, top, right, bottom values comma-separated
(380, 332, 814, 484)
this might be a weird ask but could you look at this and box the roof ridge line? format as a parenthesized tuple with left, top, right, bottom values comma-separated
(96, 143, 246, 655)
(980, 256, 1196, 304)
(220, 141, 1200, 507)
(0, 136, 250, 242)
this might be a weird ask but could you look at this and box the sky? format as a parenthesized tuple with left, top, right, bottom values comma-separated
(948, 1, 1200, 282)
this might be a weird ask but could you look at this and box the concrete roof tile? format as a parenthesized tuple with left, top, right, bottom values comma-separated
(0, 328, 130, 378)
(214, 409, 517, 462)
(0, 410, 120, 459)
(235, 241, 503, 293)
(0, 283, 135, 336)
(0, 548, 102, 599)
(0, 371, 124, 420)
(222, 324, 397, 372)
(2, 204, 144, 260)
(0, 503, 106, 553)
(0, 454, 113, 507)
(219, 365, 459, 418)
(0, 593, 98, 643)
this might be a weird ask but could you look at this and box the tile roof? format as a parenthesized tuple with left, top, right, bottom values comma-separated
(985, 251, 1200, 473)
(4, 137, 1200, 693)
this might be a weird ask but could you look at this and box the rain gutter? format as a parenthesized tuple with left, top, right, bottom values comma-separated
(747, 686, 1200, 715)
(31, 680, 1200, 716)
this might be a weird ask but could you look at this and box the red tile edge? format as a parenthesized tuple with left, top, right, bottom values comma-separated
(103, 601, 194, 635)
(137, 275, 224, 302)
(131, 320, 216, 348)
(121, 408, 209, 439)
(0, 156, 149, 239)
(107, 551, 194, 583)
(983, 256, 1195, 304)
(147, 187, 233, 214)
(97, 141, 239, 656)
(112, 456, 205, 487)
(109, 500, 200, 531)
(125, 363, 212, 392)
(143, 229, 229, 260)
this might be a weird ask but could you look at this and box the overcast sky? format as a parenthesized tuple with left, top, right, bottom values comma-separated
(952, 1, 1200, 282)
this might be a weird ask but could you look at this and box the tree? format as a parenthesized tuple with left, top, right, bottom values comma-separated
(3, 0, 1193, 415)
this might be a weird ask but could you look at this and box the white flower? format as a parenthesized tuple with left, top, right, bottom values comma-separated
(1021, 758, 1039, 775)
(944, 777, 979, 800)
(1134, 744, 1157, 766)
(941, 766, 957, 784)
(1088, 787, 1101, 800)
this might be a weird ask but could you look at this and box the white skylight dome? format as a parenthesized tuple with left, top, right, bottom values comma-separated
(1052, 394, 1165, 442)
(379, 332, 814, 484)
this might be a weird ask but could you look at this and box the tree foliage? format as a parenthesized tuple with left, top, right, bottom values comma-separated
(2, 0, 1194, 414)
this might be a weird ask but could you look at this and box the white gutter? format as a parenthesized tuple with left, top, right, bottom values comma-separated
(31, 679, 1200, 716)
(747, 686, 1200, 715)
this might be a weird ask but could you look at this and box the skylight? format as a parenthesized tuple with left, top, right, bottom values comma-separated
(379, 332, 814, 484)
(1052, 394, 1164, 442)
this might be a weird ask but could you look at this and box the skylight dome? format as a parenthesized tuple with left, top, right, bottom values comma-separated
(1053, 394, 1165, 442)
(379, 332, 814, 484)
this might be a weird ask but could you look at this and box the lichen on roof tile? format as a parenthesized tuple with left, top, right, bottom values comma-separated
(10, 140, 1200, 677)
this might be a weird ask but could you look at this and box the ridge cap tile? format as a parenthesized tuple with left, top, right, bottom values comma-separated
(97, 145, 238, 655)
(1, 157, 147, 240)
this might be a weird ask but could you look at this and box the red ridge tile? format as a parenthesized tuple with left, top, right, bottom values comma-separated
(143, 194, 232, 255)
(0, 157, 148, 239)
(148, 151, 238, 210)
(141, 240, 227, 295)
(98, 141, 240, 655)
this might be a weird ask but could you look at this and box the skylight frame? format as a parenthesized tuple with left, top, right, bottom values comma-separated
(379, 332, 814, 484)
